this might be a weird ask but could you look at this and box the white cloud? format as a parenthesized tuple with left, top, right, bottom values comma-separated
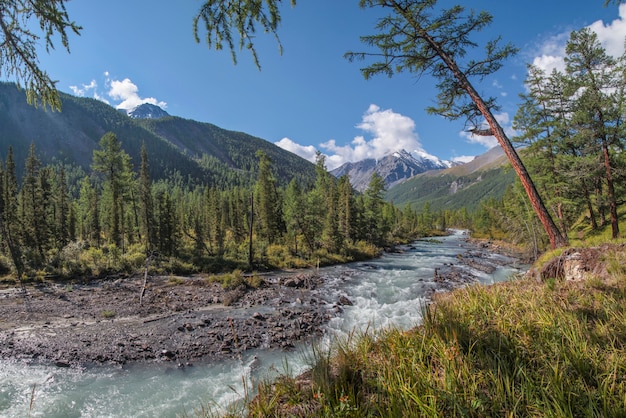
(69, 79, 110, 105)
(69, 73, 165, 109)
(69, 80, 97, 97)
(108, 78, 167, 110)
(275, 104, 425, 170)
(532, 54, 566, 75)
(532, 5, 626, 74)
(274, 138, 318, 163)
(354, 104, 422, 157)
(589, 3, 626, 57)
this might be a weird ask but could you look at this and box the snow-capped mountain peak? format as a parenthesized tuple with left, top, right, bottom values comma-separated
(411, 149, 455, 168)
(122, 103, 170, 119)
(330, 148, 457, 192)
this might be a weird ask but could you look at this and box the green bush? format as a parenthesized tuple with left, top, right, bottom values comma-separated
(0, 254, 13, 276)
(161, 257, 197, 275)
(245, 272, 264, 288)
(221, 269, 245, 290)
(58, 241, 88, 277)
(207, 269, 255, 290)
(101, 310, 116, 319)
(349, 240, 381, 260)
(167, 276, 186, 286)
(79, 246, 107, 276)
(121, 244, 149, 272)
(266, 244, 290, 268)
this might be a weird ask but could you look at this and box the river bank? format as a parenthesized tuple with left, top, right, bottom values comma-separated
(0, 234, 520, 369)
(247, 242, 626, 417)
(0, 272, 335, 368)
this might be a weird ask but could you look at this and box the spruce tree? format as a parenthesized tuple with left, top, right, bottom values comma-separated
(2, 147, 24, 277)
(565, 28, 623, 238)
(254, 150, 283, 245)
(139, 143, 155, 252)
(53, 166, 71, 248)
(92, 132, 129, 248)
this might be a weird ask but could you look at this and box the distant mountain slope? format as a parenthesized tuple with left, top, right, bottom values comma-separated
(385, 147, 515, 213)
(0, 82, 316, 187)
(137, 117, 315, 187)
(330, 149, 454, 192)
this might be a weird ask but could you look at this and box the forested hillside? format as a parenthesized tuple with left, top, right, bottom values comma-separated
(386, 166, 516, 213)
(0, 82, 316, 187)
(137, 117, 315, 188)
(0, 91, 446, 281)
(385, 147, 513, 213)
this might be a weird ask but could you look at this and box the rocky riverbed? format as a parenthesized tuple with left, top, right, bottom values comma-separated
(0, 272, 339, 368)
(0, 238, 521, 369)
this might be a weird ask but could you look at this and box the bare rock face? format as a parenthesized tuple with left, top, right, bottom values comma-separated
(534, 244, 624, 282)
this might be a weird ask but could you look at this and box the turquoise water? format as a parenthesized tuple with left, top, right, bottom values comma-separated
(0, 231, 525, 417)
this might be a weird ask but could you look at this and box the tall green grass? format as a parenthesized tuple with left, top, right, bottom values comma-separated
(242, 247, 626, 417)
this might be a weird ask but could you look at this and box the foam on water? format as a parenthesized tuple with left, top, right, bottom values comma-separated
(0, 230, 525, 417)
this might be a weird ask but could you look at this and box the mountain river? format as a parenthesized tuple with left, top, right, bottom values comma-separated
(0, 230, 526, 417)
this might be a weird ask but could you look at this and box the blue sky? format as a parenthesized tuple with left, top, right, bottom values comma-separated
(18, 1, 626, 169)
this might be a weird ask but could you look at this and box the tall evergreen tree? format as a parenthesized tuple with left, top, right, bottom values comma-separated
(139, 143, 155, 252)
(2, 147, 24, 277)
(92, 132, 131, 248)
(345, 0, 567, 248)
(337, 175, 355, 244)
(254, 150, 283, 244)
(206, 187, 225, 258)
(20, 143, 47, 266)
(156, 191, 177, 256)
(364, 172, 387, 245)
(514, 66, 580, 237)
(321, 177, 342, 253)
(77, 176, 101, 245)
(53, 166, 71, 248)
(565, 28, 623, 238)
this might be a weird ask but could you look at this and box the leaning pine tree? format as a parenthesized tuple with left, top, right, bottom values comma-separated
(344, 0, 568, 249)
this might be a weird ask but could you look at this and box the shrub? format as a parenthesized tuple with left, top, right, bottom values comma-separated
(58, 241, 88, 277)
(121, 244, 149, 272)
(245, 272, 264, 288)
(266, 244, 312, 269)
(79, 246, 107, 276)
(349, 240, 381, 261)
(221, 269, 245, 290)
(101, 310, 116, 319)
(0, 254, 13, 276)
(167, 276, 186, 286)
(161, 257, 197, 275)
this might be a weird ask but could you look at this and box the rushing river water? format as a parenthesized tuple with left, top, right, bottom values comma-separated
(0, 231, 525, 417)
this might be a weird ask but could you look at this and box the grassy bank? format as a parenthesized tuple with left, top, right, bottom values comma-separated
(229, 243, 626, 417)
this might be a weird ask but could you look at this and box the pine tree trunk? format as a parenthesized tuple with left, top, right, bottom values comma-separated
(421, 30, 568, 249)
(472, 98, 568, 249)
(601, 137, 620, 238)
(248, 194, 254, 270)
(582, 179, 598, 230)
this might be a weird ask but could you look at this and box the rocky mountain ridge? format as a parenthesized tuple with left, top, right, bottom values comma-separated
(330, 148, 456, 192)
(124, 103, 170, 119)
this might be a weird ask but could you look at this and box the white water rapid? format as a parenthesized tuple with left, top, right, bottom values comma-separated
(0, 230, 525, 417)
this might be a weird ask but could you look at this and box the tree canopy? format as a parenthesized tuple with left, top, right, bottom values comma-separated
(193, 0, 296, 69)
(0, 0, 81, 110)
